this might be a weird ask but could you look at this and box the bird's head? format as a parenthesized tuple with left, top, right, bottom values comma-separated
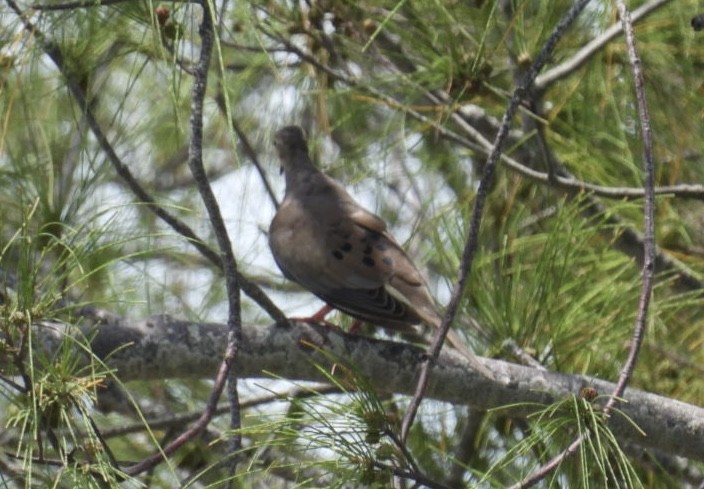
(274, 126, 310, 173)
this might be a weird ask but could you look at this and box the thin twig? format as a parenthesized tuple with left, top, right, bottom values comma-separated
(508, 1, 658, 486)
(507, 437, 584, 489)
(5, 0, 252, 477)
(534, 0, 671, 91)
(267, 30, 703, 200)
(122, 334, 238, 476)
(31, 0, 200, 10)
(384, 429, 421, 474)
(31, 0, 140, 10)
(102, 1, 245, 478)
(371, 461, 455, 489)
(213, 92, 279, 208)
(424, 98, 704, 202)
(182, 0, 244, 477)
(7, 0, 286, 324)
(604, 0, 656, 411)
(400, 0, 593, 443)
(266, 30, 704, 296)
(96, 385, 338, 439)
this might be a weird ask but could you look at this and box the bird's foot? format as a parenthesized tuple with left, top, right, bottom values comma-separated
(289, 304, 340, 329)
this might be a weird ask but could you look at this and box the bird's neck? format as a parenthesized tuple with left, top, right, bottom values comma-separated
(283, 151, 321, 191)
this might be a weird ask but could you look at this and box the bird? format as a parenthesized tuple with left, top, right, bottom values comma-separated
(268, 125, 492, 379)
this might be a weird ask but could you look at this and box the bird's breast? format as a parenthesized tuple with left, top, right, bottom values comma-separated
(269, 200, 331, 279)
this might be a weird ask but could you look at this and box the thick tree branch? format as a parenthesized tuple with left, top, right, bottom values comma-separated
(28, 315, 704, 464)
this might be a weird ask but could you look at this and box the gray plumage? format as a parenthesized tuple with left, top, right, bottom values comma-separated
(269, 126, 492, 379)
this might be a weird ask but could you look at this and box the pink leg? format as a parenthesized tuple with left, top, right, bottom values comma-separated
(347, 320, 364, 334)
(290, 304, 337, 328)
(309, 304, 333, 322)
(291, 305, 363, 334)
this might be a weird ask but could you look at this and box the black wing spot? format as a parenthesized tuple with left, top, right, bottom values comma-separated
(340, 242, 352, 252)
(382, 256, 393, 267)
(363, 245, 373, 255)
(332, 250, 344, 260)
(362, 256, 375, 267)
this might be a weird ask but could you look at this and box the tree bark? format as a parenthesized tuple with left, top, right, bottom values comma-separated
(30, 312, 704, 463)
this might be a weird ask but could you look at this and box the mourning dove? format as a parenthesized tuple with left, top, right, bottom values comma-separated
(269, 126, 492, 379)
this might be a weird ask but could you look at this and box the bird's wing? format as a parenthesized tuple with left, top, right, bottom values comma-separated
(288, 201, 438, 330)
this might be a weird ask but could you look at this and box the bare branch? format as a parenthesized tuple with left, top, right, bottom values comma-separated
(265, 31, 704, 296)
(182, 0, 244, 477)
(510, 1, 659, 486)
(29, 0, 204, 11)
(28, 316, 704, 463)
(213, 92, 279, 208)
(535, 0, 672, 91)
(31, 0, 144, 10)
(606, 0, 657, 409)
(401, 0, 593, 441)
(5, 0, 286, 324)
